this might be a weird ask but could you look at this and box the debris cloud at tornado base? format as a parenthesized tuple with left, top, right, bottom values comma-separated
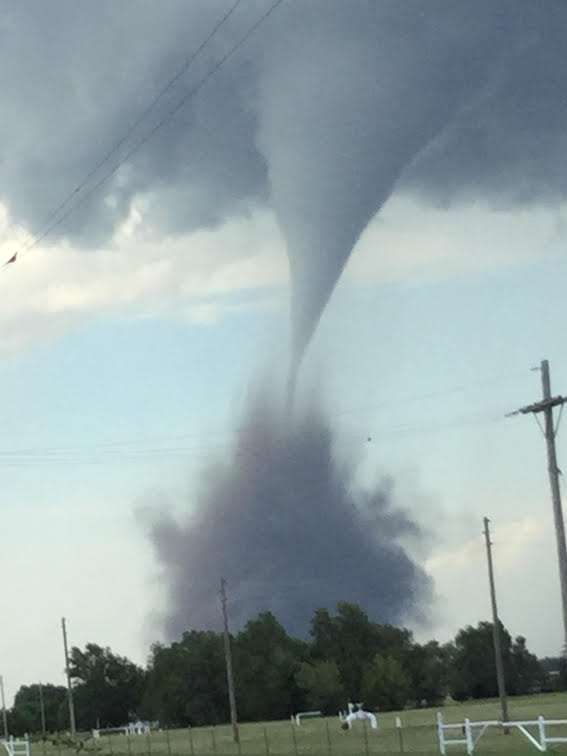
(148, 386, 431, 639)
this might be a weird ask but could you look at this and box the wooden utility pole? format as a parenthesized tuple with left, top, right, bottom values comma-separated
(507, 359, 567, 656)
(0, 674, 8, 739)
(483, 517, 509, 728)
(39, 682, 46, 736)
(219, 578, 239, 744)
(61, 618, 76, 738)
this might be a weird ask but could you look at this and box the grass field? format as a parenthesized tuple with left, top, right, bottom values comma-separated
(22, 693, 567, 756)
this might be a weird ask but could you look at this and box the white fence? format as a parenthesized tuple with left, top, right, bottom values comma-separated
(503, 717, 567, 752)
(437, 713, 494, 754)
(92, 727, 129, 738)
(437, 712, 567, 753)
(292, 711, 321, 726)
(1, 737, 30, 756)
(93, 721, 151, 738)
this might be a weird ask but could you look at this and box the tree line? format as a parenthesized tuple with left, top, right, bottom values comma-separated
(4, 602, 564, 735)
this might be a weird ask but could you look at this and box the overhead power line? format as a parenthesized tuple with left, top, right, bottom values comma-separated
(0, 413, 504, 468)
(2, 0, 285, 268)
(0, 371, 520, 467)
(1, 369, 521, 453)
(10, 0, 244, 265)
(0, 370, 522, 468)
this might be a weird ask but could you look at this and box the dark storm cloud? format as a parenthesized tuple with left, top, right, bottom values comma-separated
(148, 387, 431, 638)
(3, 2, 567, 359)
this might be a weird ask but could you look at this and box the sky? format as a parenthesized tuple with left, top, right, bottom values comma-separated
(2, 0, 567, 705)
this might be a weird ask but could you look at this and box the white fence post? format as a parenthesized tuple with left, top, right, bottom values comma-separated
(464, 719, 473, 755)
(538, 715, 547, 752)
(1, 735, 30, 756)
(437, 713, 446, 755)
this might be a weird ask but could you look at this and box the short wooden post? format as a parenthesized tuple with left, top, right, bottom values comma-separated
(362, 719, 369, 756)
(325, 719, 332, 756)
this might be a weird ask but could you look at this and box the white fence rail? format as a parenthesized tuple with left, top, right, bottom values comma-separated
(92, 727, 130, 738)
(93, 721, 151, 738)
(437, 712, 567, 753)
(292, 710, 321, 726)
(502, 717, 567, 752)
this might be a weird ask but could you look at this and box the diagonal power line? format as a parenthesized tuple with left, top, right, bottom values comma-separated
(2, 0, 285, 268)
(11, 0, 244, 263)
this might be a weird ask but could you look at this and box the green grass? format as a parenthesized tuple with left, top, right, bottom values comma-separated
(24, 693, 567, 756)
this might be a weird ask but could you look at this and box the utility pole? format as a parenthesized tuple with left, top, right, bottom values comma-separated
(219, 578, 239, 744)
(508, 359, 567, 657)
(483, 517, 509, 729)
(39, 682, 46, 736)
(0, 674, 8, 739)
(61, 618, 76, 738)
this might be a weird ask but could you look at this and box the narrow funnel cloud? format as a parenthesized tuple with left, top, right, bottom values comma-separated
(257, 3, 526, 370)
(147, 385, 431, 639)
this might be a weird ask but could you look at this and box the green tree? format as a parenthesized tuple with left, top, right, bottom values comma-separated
(539, 656, 562, 673)
(449, 622, 513, 701)
(12, 684, 67, 733)
(143, 630, 228, 726)
(70, 643, 145, 728)
(310, 602, 415, 701)
(333, 602, 377, 697)
(509, 636, 542, 695)
(539, 656, 564, 692)
(295, 660, 344, 714)
(407, 641, 450, 707)
(234, 612, 307, 721)
(311, 609, 341, 661)
(361, 655, 411, 711)
(9, 705, 35, 736)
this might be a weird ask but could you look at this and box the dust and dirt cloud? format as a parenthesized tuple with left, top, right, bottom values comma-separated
(148, 387, 431, 638)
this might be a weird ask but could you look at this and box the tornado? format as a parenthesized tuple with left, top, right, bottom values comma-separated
(1, 2, 562, 367)
(256, 1, 528, 373)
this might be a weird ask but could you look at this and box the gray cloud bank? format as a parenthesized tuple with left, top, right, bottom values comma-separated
(2, 2, 567, 362)
(148, 387, 431, 639)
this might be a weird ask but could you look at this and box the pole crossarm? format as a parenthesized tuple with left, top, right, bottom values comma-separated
(507, 395, 567, 416)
